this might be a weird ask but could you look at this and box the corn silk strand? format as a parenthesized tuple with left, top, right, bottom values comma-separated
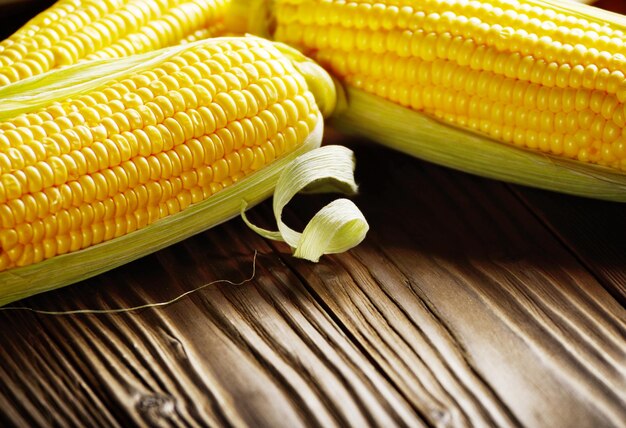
(0, 252, 259, 315)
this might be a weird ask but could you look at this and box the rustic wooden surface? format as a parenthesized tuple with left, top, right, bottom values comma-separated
(1, 1, 625, 427)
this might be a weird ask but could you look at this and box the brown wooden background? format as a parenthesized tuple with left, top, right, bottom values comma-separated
(0, 1, 625, 427)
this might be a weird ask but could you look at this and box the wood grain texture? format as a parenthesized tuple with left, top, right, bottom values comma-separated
(1, 1, 626, 427)
(1, 145, 624, 427)
(0, 223, 420, 427)
(514, 188, 626, 304)
(271, 144, 626, 428)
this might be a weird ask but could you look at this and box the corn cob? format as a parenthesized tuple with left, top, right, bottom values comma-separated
(0, 0, 230, 86)
(0, 36, 368, 306)
(231, 0, 626, 200)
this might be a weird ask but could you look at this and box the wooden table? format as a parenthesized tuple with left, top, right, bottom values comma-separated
(1, 1, 625, 427)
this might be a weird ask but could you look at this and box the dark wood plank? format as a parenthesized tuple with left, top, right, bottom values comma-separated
(0, 219, 420, 427)
(513, 188, 626, 304)
(269, 143, 626, 428)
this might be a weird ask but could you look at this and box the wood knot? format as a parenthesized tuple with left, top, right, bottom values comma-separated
(430, 409, 452, 427)
(136, 393, 176, 425)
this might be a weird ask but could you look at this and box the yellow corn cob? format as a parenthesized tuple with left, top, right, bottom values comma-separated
(274, 0, 626, 168)
(230, 0, 626, 200)
(0, 0, 229, 86)
(0, 36, 351, 305)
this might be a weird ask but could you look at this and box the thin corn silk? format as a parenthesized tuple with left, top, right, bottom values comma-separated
(0, 252, 259, 315)
(333, 88, 626, 201)
(242, 145, 369, 262)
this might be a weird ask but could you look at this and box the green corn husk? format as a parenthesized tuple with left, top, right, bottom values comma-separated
(332, 88, 626, 202)
(0, 37, 368, 306)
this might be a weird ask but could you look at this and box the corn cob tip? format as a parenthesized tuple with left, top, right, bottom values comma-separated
(272, 41, 339, 118)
